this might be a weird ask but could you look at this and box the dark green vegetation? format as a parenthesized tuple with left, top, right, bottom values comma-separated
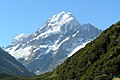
(34, 21, 120, 80)
(0, 73, 33, 80)
(1, 21, 120, 80)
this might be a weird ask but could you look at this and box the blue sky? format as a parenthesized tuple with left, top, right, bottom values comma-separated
(0, 0, 120, 46)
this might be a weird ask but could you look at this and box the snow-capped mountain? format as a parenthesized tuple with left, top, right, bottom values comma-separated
(6, 11, 102, 75)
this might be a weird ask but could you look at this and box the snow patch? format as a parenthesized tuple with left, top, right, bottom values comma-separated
(6, 46, 32, 59)
(72, 31, 79, 37)
(14, 33, 29, 40)
(68, 41, 90, 57)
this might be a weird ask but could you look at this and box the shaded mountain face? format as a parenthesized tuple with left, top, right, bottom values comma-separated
(0, 47, 34, 76)
(6, 11, 102, 75)
(35, 21, 120, 80)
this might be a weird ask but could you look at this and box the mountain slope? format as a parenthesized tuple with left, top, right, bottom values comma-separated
(6, 11, 102, 75)
(34, 21, 120, 80)
(0, 47, 34, 76)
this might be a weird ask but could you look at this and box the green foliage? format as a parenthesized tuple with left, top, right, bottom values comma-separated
(2, 21, 120, 80)
(36, 21, 120, 80)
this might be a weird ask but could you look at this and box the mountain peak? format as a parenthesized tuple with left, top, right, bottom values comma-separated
(36, 11, 78, 37)
(48, 11, 74, 25)
(6, 12, 102, 75)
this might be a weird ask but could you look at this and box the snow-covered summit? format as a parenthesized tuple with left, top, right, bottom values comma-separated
(36, 12, 77, 33)
(6, 11, 102, 75)
(48, 11, 74, 25)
